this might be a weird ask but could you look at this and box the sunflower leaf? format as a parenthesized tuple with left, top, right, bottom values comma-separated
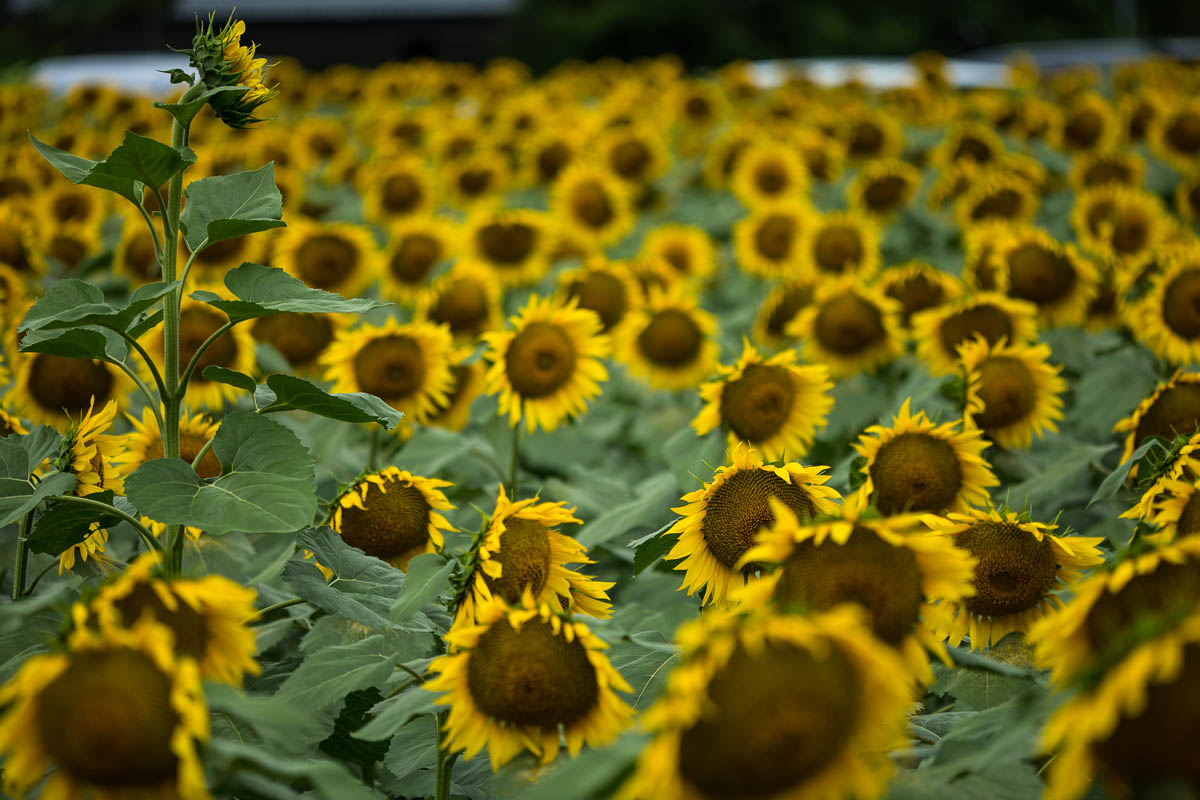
(283, 528, 406, 629)
(178, 164, 286, 251)
(202, 365, 259, 394)
(206, 682, 335, 757)
(0, 469, 76, 528)
(189, 262, 386, 322)
(125, 411, 315, 535)
(155, 85, 245, 128)
(275, 634, 400, 711)
(28, 131, 194, 206)
(507, 732, 649, 800)
(577, 471, 678, 549)
(205, 738, 379, 800)
(28, 490, 122, 556)
(1087, 438, 1158, 508)
(18, 279, 179, 336)
(632, 526, 678, 575)
(355, 684, 438, 741)
(17, 325, 127, 362)
(389, 553, 454, 624)
(259, 374, 405, 430)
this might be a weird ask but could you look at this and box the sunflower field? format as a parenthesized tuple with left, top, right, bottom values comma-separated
(1, 16, 1200, 799)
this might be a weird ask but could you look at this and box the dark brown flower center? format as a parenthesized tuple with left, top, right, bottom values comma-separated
(337, 478, 431, 566)
(685, 95, 713, 122)
(1133, 383, 1200, 450)
(814, 291, 885, 355)
(121, 229, 158, 280)
(869, 432, 964, 514)
(569, 181, 614, 229)
(478, 222, 536, 266)
(637, 309, 703, 368)
(863, 174, 910, 213)
(958, 522, 1057, 617)
(566, 272, 628, 332)
(886, 272, 944, 325)
(1083, 160, 1133, 186)
(970, 188, 1025, 221)
(537, 142, 570, 182)
(1064, 108, 1104, 150)
(776, 524, 923, 644)
(813, 226, 863, 274)
(1006, 244, 1076, 306)
(677, 641, 861, 799)
(466, 617, 599, 728)
(0, 222, 32, 271)
(485, 516, 553, 603)
(28, 355, 115, 417)
(848, 121, 885, 158)
(953, 136, 994, 164)
(720, 364, 796, 445)
(429, 364, 473, 421)
(610, 139, 651, 180)
(382, 174, 423, 215)
(753, 214, 796, 262)
(431, 278, 490, 337)
(52, 191, 92, 224)
(973, 355, 1038, 430)
(36, 649, 179, 787)
(457, 168, 493, 197)
(661, 243, 692, 274)
(353, 334, 427, 402)
(505, 322, 576, 398)
(1166, 111, 1200, 156)
(251, 313, 334, 369)
(179, 307, 237, 385)
(764, 283, 814, 339)
(296, 233, 358, 290)
(143, 430, 221, 480)
(753, 160, 788, 196)
(1162, 269, 1200, 340)
(699, 468, 816, 569)
(938, 304, 1015, 361)
(49, 233, 88, 270)
(113, 583, 209, 661)
(389, 233, 442, 284)
(1084, 561, 1200, 657)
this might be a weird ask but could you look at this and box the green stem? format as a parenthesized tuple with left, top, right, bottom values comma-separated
(190, 436, 215, 471)
(179, 241, 204, 288)
(367, 427, 380, 472)
(110, 359, 164, 430)
(116, 329, 170, 407)
(11, 509, 35, 600)
(135, 205, 164, 264)
(48, 494, 164, 554)
(24, 560, 57, 596)
(434, 711, 457, 800)
(178, 320, 237, 398)
(508, 424, 522, 497)
(251, 596, 306, 622)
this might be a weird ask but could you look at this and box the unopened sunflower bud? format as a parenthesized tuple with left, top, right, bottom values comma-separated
(185, 13, 278, 128)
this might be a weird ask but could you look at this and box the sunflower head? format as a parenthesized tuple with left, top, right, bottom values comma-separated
(731, 138, 809, 208)
(616, 286, 718, 391)
(251, 312, 341, 373)
(912, 292, 1040, 376)
(379, 215, 457, 302)
(1057, 92, 1118, 154)
(417, 260, 503, 343)
(960, 335, 1067, 450)
(425, 597, 632, 770)
(1069, 150, 1145, 190)
(362, 155, 435, 222)
(641, 224, 718, 281)
(955, 172, 1039, 228)
(802, 211, 880, 280)
(466, 209, 553, 287)
(1152, 99, 1200, 169)
(187, 14, 277, 127)
(551, 162, 634, 247)
(792, 278, 905, 379)
(732, 202, 810, 278)
(849, 158, 922, 219)
(65, 398, 127, 499)
(1132, 249, 1200, 366)
(330, 467, 456, 570)
(11, 348, 130, 429)
(1114, 371, 1200, 467)
(753, 278, 816, 348)
(277, 220, 381, 298)
(877, 261, 964, 327)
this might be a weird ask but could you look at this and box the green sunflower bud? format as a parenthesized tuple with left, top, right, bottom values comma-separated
(183, 13, 278, 129)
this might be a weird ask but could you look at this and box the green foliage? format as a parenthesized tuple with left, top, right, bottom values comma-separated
(179, 164, 286, 250)
(283, 528, 406, 629)
(0, 436, 75, 527)
(29, 131, 195, 206)
(191, 262, 385, 321)
(27, 490, 122, 555)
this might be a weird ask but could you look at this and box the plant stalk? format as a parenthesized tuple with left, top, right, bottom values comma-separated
(11, 509, 35, 600)
(508, 424, 522, 497)
(434, 711, 457, 800)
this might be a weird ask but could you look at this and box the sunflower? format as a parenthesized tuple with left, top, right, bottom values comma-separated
(1114, 371, 1200, 466)
(55, 400, 128, 573)
(0, 613, 210, 800)
(730, 138, 809, 208)
(416, 260, 504, 343)
(250, 311, 344, 374)
(693, 340, 834, 462)
(34, 223, 100, 274)
(797, 128, 847, 184)
(427, 358, 486, 432)
(931, 121, 1006, 168)
(460, 486, 612, 621)
(329, 467, 456, 570)
(38, 182, 106, 230)
(954, 172, 1039, 228)
(556, 258, 643, 335)
(911, 292, 1041, 376)
(376, 215, 458, 303)
(0, 204, 37, 274)
(443, 150, 511, 210)
(1068, 150, 1145, 190)
(701, 124, 754, 189)
(738, 499, 977, 683)
(1150, 98, 1200, 171)
(799, 211, 880, 281)
(464, 208, 555, 288)
(875, 261, 964, 327)
(960, 335, 1066, 450)
(1176, 172, 1200, 222)
(275, 219, 381, 298)
(426, 596, 632, 771)
(1146, 475, 1200, 543)
(672, 79, 728, 137)
(550, 162, 635, 248)
(791, 278, 905, 379)
(615, 286, 719, 391)
(841, 107, 904, 161)
(641, 224, 718, 281)
(1071, 185, 1165, 270)
(595, 122, 671, 187)
(321, 317, 456, 423)
(1129, 250, 1200, 366)
(113, 210, 161, 285)
(141, 294, 256, 411)
(1057, 92, 1120, 154)
(481, 294, 609, 433)
(853, 398, 999, 515)
(10, 349, 132, 429)
(619, 606, 911, 800)
(847, 158, 922, 219)
(0, 262, 28, 318)
(753, 278, 816, 349)
(664, 443, 841, 607)
(522, 126, 580, 186)
(732, 201, 810, 279)
(924, 507, 1104, 650)
(361, 155, 436, 222)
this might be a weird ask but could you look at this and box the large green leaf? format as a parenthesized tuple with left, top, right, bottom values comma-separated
(577, 471, 678, 548)
(190, 262, 385, 322)
(18, 326, 127, 362)
(178, 164, 285, 251)
(275, 634, 400, 711)
(29, 131, 194, 206)
(125, 411, 315, 535)
(389, 553, 454, 624)
(28, 490, 122, 556)
(206, 682, 335, 756)
(0, 436, 76, 527)
(355, 685, 438, 742)
(206, 739, 380, 800)
(282, 528, 406, 629)
(257, 373, 404, 430)
(155, 85, 246, 128)
(19, 279, 177, 337)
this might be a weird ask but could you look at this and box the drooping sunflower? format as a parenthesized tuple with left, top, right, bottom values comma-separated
(911, 291, 1040, 376)
(275, 219, 381, 298)
(550, 161, 635, 248)
(791, 278, 905, 379)
(737, 498, 977, 683)
(481, 294, 610, 433)
(619, 606, 911, 800)
(416, 260, 503, 343)
(329, 466, 456, 570)
(853, 397, 999, 515)
(460, 486, 612, 621)
(1068, 150, 1145, 190)
(361, 154, 436, 222)
(1119, 431, 1200, 524)
(464, 208, 555, 288)
(55, 400, 128, 573)
(753, 278, 816, 350)
(641, 224, 719, 281)
(924, 507, 1104, 650)
(731, 201, 810, 279)
(87, 551, 259, 685)
(875, 261, 964, 328)
(664, 443, 841, 607)
(10, 349, 132, 429)
(1113, 371, 1200, 466)
(321, 317, 456, 423)
(141, 293, 256, 411)
(847, 158, 922, 219)
(954, 171, 1040, 228)
(556, 258, 643, 335)
(1130, 251, 1200, 366)
(251, 312, 345, 375)
(693, 340, 834, 462)
(615, 286, 719, 391)
(378, 215, 458, 303)
(730, 138, 810, 208)
(426, 596, 632, 771)
(0, 614, 210, 800)
(960, 335, 1067, 450)
(799, 211, 880, 281)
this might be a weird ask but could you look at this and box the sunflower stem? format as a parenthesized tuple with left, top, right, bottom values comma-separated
(190, 436, 215, 471)
(251, 596, 306, 622)
(508, 424, 522, 497)
(47, 495, 165, 554)
(11, 509, 35, 600)
(178, 320, 239, 398)
(24, 559, 58, 596)
(434, 711, 457, 800)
